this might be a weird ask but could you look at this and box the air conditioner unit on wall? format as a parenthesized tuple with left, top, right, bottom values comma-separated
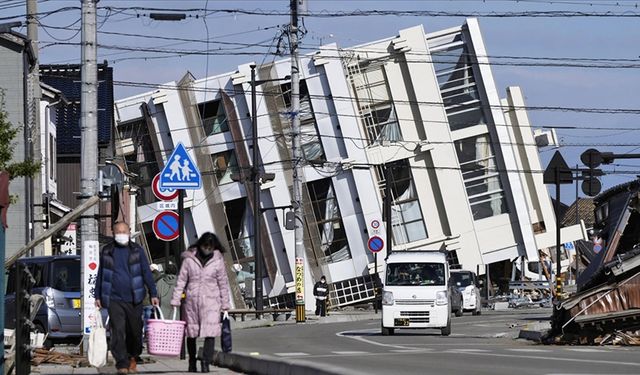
(533, 129, 559, 148)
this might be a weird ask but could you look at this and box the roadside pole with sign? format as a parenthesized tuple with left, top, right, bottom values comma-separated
(157, 143, 202, 267)
(368, 219, 385, 313)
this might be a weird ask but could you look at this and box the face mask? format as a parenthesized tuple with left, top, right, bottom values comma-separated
(199, 246, 213, 256)
(114, 234, 129, 245)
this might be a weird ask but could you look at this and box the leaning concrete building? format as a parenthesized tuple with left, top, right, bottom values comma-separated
(114, 19, 584, 310)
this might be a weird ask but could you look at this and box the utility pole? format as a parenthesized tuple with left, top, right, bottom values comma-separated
(290, 0, 305, 323)
(250, 64, 264, 315)
(27, 0, 43, 255)
(79, 0, 99, 347)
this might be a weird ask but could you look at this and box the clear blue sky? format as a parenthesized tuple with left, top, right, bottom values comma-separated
(5, 0, 639, 201)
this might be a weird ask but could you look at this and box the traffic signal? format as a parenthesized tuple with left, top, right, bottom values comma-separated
(15, 263, 35, 375)
(580, 149, 604, 196)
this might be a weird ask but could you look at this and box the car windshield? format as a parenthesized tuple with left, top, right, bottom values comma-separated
(386, 263, 445, 286)
(51, 259, 81, 292)
(451, 272, 473, 287)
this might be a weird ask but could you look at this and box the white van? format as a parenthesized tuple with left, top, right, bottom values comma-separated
(381, 251, 452, 336)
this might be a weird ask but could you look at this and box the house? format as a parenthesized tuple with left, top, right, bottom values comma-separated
(114, 19, 586, 309)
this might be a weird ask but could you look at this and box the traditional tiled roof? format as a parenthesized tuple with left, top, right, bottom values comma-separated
(40, 63, 113, 155)
(561, 198, 595, 228)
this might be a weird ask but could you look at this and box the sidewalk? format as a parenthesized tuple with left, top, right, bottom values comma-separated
(34, 355, 240, 374)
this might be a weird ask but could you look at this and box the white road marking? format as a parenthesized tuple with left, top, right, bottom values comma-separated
(446, 349, 491, 353)
(390, 349, 434, 353)
(273, 352, 310, 357)
(331, 351, 370, 355)
(508, 348, 552, 353)
(336, 329, 419, 350)
(564, 348, 608, 353)
(443, 351, 640, 367)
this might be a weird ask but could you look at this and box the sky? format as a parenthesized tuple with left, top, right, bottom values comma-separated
(2, 0, 639, 202)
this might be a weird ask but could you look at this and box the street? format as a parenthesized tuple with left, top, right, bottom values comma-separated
(231, 309, 640, 375)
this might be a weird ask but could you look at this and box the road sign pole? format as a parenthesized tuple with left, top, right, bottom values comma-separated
(374, 252, 378, 314)
(177, 190, 185, 268)
(555, 167, 563, 297)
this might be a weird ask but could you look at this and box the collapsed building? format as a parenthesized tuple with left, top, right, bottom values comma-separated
(114, 19, 585, 311)
(553, 180, 640, 339)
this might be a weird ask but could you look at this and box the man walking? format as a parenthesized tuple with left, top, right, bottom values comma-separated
(95, 222, 159, 374)
(313, 276, 329, 317)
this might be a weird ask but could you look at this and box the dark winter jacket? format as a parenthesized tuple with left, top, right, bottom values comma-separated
(95, 241, 158, 308)
(313, 281, 329, 300)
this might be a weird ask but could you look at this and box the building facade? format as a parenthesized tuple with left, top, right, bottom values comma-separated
(115, 19, 584, 310)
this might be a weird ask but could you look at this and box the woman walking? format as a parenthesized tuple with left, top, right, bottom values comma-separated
(171, 233, 231, 372)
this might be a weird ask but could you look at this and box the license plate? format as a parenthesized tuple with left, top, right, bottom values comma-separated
(72, 299, 81, 309)
(394, 318, 410, 327)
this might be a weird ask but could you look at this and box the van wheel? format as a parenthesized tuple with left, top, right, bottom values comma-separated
(34, 323, 53, 349)
(454, 309, 463, 317)
(472, 308, 481, 316)
(381, 327, 394, 336)
(441, 319, 451, 336)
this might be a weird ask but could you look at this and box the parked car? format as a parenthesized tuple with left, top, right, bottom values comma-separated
(449, 278, 464, 317)
(450, 269, 481, 315)
(5, 255, 107, 346)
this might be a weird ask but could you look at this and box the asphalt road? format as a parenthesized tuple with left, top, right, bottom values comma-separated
(232, 309, 640, 375)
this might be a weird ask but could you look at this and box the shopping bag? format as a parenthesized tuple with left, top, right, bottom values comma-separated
(221, 311, 232, 353)
(88, 310, 108, 368)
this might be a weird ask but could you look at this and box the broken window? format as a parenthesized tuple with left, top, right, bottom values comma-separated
(348, 61, 402, 145)
(455, 135, 508, 220)
(376, 160, 428, 245)
(307, 178, 351, 263)
(280, 80, 325, 162)
(431, 43, 487, 131)
(224, 198, 256, 287)
(198, 99, 229, 135)
(211, 150, 239, 185)
(118, 118, 160, 206)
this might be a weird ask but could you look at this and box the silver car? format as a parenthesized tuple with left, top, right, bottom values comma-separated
(5, 255, 107, 347)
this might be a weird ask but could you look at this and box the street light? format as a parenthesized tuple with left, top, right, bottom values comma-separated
(249, 64, 290, 314)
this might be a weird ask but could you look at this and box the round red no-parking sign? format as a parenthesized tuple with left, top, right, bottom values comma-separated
(152, 173, 179, 201)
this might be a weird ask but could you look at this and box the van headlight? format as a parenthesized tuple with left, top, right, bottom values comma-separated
(382, 291, 394, 306)
(436, 290, 448, 306)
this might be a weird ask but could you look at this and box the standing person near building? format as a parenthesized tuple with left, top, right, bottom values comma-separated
(95, 222, 159, 374)
(313, 276, 329, 317)
(171, 232, 231, 373)
(156, 262, 179, 320)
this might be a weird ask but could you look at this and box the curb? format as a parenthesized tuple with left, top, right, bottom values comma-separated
(518, 329, 549, 342)
(214, 351, 368, 375)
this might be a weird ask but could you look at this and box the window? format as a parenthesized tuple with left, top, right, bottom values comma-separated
(307, 178, 351, 263)
(376, 160, 428, 245)
(348, 61, 402, 145)
(49, 134, 56, 181)
(280, 81, 325, 162)
(386, 263, 445, 286)
(451, 271, 474, 288)
(431, 44, 487, 131)
(50, 259, 81, 292)
(198, 99, 228, 135)
(455, 135, 508, 220)
(119, 119, 161, 206)
(224, 198, 258, 294)
(211, 150, 239, 185)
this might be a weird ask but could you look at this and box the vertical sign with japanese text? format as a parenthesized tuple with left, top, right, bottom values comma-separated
(295, 257, 304, 304)
(82, 240, 100, 334)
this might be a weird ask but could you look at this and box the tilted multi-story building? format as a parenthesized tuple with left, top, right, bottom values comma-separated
(114, 19, 584, 310)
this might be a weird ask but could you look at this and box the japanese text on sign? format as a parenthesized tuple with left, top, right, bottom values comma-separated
(295, 257, 304, 303)
(82, 240, 100, 334)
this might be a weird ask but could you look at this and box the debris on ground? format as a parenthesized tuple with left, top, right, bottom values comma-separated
(31, 348, 89, 368)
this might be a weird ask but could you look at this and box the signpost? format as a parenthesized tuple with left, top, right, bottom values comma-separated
(153, 211, 180, 242)
(543, 151, 573, 297)
(157, 144, 202, 265)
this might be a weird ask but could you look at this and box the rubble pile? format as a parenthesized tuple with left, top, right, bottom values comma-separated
(31, 348, 89, 368)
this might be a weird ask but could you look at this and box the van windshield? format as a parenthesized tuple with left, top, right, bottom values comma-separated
(386, 263, 445, 286)
(51, 259, 81, 292)
(451, 272, 473, 287)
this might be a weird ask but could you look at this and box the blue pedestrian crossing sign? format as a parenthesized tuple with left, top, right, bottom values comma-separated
(159, 142, 202, 189)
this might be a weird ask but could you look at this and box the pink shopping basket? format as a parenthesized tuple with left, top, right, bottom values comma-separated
(146, 306, 186, 356)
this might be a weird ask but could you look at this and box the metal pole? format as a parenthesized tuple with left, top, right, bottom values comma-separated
(291, 0, 305, 323)
(80, 0, 99, 346)
(177, 190, 184, 267)
(385, 165, 393, 257)
(555, 167, 563, 297)
(28, 0, 44, 256)
(374, 252, 378, 314)
(250, 64, 264, 315)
